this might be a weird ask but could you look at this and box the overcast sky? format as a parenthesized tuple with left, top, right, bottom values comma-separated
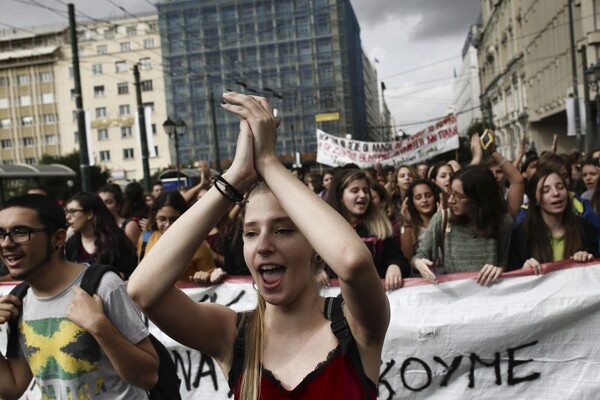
(2, 0, 482, 135)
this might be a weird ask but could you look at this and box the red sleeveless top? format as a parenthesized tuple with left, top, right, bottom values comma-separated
(230, 345, 376, 399)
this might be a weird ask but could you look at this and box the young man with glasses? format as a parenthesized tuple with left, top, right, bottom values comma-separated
(0, 194, 158, 399)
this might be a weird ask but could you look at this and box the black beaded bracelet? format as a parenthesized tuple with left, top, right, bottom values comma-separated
(211, 176, 246, 204)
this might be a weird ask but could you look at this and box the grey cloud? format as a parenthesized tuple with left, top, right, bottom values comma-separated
(352, 0, 481, 40)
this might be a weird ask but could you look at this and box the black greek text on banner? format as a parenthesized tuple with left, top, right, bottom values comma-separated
(1, 261, 599, 399)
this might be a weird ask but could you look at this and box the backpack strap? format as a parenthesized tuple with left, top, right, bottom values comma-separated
(228, 312, 249, 389)
(138, 230, 153, 262)
(324, 295, 373, 398)
(80, 264, 121, 295)
(6, 282, 30, 358)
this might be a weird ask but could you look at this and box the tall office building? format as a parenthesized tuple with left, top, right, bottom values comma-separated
(0, 14, 172, 185)
(0, 26, 67, 166)
(157, 0, 377, 166)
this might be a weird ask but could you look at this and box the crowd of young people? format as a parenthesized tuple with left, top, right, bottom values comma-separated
(1, 90, 599, 398)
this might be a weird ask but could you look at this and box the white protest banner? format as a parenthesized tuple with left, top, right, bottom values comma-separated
(316, 115, 459, 168)
(1, 262, 599, 399)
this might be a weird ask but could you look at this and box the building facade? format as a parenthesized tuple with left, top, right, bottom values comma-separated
(475, 0, 527, 159)
(0, 14, 172, 185)
(0, 26, 67, 166)
(157, 0, 382, 166)
(453, 25, 483, 136)
(519, 0, 583, 153)
(61, 13, 171, 183)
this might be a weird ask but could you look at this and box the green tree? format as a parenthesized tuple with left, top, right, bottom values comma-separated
(37, 151, 110, 200)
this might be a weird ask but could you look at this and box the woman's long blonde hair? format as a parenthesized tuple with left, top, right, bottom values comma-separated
(238, 182, 269, 400)
(238, 182, 323, 400)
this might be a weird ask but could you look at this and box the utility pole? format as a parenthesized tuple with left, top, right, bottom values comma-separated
(68, 4, 90, 191)
(209, 92, 222, 173)
(134, 64, 151, 192)
(568, 0, 582, 151)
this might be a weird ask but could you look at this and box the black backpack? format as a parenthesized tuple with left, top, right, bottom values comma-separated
(6, 264, 182, 400)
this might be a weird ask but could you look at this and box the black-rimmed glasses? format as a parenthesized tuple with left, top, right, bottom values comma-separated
(0, 227, 51, 244)
(65, 208, 85, 216)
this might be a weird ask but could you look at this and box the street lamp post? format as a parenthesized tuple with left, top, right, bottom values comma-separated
(163, 117, 186, 189)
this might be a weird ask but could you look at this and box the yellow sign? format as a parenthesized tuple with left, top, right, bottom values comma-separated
(315, 112, 340, 122)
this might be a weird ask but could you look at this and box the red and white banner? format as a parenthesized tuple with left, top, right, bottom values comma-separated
(2, 261, 600, 399)
(316, 115, 459, 168)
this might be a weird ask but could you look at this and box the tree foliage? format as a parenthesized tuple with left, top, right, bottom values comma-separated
(37, 151, 110, 200)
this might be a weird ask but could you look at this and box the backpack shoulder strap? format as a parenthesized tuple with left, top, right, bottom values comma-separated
(80, 264, 122, 295)
(6, 282, 31, 358)
(324, 295, 373, 398)
(228, 312, 249, 389)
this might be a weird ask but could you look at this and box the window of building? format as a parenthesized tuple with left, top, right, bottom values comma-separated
(151, 123, 157, 135)
(99, 150, 111, 161)
(120, 42, 131, 52)
(19, 95, 31, 107)
(143, 102, 155, 112)
(41, 93, 55, 104)
(121, 126, 133, 138)
(139, 57, 151, 70)
(39, 71, 53, 82)
(97, 45, 108, 55)
(72, 110, 78, 121)
(115, 61, 127, 73)
(0, 119, 10, 129)
(119, 104, 131, 116)
(45, 134, 58, 145)
(94, 85, 105, 97)
(74, 131, 79, 143)
(0, 77, 8, 87)
(143, 38, 154, 49)
(24, 157, 36, 165)
(97, 128, 109, 141)
(21, 116, 33, 126)
(0, 98, 8, 108)
(147, 22, 158, 33)
(95, 107, 107, 119)
(154, 145, 159, 156)
(17, 75, 29, 85)
(23, 137, 35, 146)
(126, 26, 137, 36)
(104, 26, 116, 38)
(92, 63, 103, 75)
(43, 114, 57, 124)
(299, 66, 313, 83)
(69, 67, 74, 78)
(141, 80, 153, 91)
(315, 13, 330, 34)
(296, 17, 310, 37)
(3, 160, 14, 165)
(298, 41, 312, 62)
(123, 148, 134, 160)
(319, 64, 334, 83)
(1, 139, 12, 148)
(117, 82, 129, 94)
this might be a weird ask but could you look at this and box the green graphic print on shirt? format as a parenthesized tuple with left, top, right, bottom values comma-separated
(21, 317, 100, 380)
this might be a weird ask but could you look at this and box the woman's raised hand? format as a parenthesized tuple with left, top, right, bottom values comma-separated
(221, 91, 278, 173)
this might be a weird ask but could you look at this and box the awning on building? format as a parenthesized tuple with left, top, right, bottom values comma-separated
(0, 163, 76, 179)
(0, 45, 59, 62)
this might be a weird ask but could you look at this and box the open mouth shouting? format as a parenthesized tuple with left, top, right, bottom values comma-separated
(258, 264, 286, 290)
